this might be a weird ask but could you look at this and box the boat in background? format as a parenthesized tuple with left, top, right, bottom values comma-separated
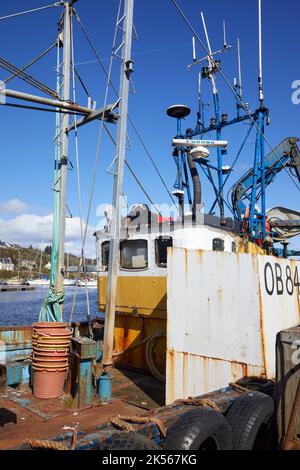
(28, 279, 49, 287)
(28, 278, 77, 287)
(78, 279, 97, 288)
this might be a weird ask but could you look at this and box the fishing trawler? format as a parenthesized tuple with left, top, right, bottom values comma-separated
(0, 0, 300, 451)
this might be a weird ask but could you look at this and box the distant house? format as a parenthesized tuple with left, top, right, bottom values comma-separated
(0, 258, 14, 271)
(20, 260, 37, 271)
(44, 262, 51, 270)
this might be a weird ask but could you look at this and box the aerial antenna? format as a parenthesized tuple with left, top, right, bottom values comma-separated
(192, 36, 196, 62)
(223, 20, 227, 48)
(200, 11, 218, 96)
(200, 11, 213, 56)
(237, 38, 243, 100)
(258, 0, 264, 104)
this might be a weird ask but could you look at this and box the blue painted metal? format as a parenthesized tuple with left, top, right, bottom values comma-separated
(99, 371, 111, 403)
(6, 363, 23, 386)
(209, 122, 254, 215)
(231, 135, 300, 240)
(249, 111, 263, 239)
(260, 117, 266, 240)
(22, 363, 31, 385)
(72, 337, 97, 408)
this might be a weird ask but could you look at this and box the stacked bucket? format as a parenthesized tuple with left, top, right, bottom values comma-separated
(31, 322, 72, 399)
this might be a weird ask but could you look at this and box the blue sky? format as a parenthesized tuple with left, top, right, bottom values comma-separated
(0, 0, 299, 254)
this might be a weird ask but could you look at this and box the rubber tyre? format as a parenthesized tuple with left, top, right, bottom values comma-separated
(163, 407, 232, 450)
(99, 432, 161, 450)
(225, 391, 275, 450)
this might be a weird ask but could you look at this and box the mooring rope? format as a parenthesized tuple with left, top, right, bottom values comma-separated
(174, 397, 220, 411)
(24, 439, 69, 451)
(110, 415, 167, 438)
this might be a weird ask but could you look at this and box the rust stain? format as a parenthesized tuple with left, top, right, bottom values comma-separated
(258, 287, 267, 378)
(167, 350, 175, 402)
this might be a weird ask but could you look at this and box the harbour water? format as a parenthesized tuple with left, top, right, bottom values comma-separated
(0, 287, 100, 326)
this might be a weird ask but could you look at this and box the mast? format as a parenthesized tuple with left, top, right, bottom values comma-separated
(200, 12, 224, 219)
(39, 248, 43, 276)
(55, 2, 71, 300)
(258, 0, 264, 105)
(101, 0, 134, 401)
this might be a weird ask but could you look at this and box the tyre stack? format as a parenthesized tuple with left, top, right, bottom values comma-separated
(31, 322, 72, 399)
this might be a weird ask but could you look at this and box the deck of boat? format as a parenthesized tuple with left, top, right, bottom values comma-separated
(0, 367, 165, 450)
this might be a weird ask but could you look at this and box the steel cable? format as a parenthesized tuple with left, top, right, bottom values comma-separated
(74, 9, 176, 205)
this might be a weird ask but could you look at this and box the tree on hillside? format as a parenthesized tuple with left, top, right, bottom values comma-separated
(44, 245, 52, 255)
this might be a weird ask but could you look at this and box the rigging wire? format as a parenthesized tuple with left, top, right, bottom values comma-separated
(209, 122, 254, 215)
(103, 123, 162, 215)
(3, 42, 57, 85)
(0, 56, 59, 98)
(73, 9, 176, 205)
(125, 161, 162, 216)
(69, 9, 91, 327)
(170, 0, 300, 195)
(70, 0, 123, 305)
(0, 3, 62, 21)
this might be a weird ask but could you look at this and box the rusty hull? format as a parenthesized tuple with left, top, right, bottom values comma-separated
(166, 249, 300, 403)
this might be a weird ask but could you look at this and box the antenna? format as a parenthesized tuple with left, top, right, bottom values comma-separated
(237, 38, 243, 100)
(197, 72, 202, 126)
(200, 11, 213, 56)
(223, 20, 227, 48)
(192, 36, 196, 62)
(258, 0, 264, 104)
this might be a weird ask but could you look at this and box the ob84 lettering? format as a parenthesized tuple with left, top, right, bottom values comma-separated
(264, 262, 300, 296)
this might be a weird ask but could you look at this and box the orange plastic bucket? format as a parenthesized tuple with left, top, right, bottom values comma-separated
(32, 322, 69, 331)
(32, 367, 68, 399)
(33, 348, 69, 357)
(32, 357, 68, 366)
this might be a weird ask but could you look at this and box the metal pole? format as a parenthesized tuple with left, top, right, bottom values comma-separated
(258, 0, 264, 104)
(260, 115, 266, 241)
(18, 251, 20, 280)
(55, 2, 71, 298)
(200, 11, 224, 218)
(249, 112, 262, 238)
(100, 0, 134, 402)
(0, 88, 92, 114)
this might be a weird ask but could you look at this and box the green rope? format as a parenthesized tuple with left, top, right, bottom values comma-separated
(39, 287, 64, 322)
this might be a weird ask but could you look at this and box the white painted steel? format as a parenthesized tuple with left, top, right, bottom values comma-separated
(166, 249, 300, 404)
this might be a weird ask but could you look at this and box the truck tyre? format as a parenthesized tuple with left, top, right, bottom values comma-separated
(163, 407, 232, 450)
(99, 431, 161, 450)
(225, 391, 275, 450)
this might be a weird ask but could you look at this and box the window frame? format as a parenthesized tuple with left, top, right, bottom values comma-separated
(119, 239, 149, 271)
(155, 236, 173, 268)
(101, 240, 110, 271)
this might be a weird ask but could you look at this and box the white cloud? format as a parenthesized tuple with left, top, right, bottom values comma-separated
(0, 198, 29, 214)
(0, 213, 96, 258)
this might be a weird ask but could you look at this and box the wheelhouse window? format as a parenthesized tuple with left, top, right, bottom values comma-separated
(101, 241, 110, 271)
(155, 236, 173, 267)
(120, 239, 148, 269)
(212, 238, 224, 252)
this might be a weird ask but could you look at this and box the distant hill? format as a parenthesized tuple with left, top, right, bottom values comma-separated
(0, 242, 95, 279)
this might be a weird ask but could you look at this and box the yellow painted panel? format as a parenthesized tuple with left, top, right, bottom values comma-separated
(114, 313, 166, 372)
(98, 276, 167, 318)
(238, 240, 265, 255)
